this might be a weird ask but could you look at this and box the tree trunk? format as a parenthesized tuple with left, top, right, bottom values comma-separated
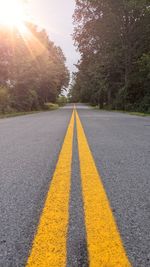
(99, 96, 104, 109)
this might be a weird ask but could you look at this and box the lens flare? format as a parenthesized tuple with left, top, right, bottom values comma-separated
(0, 0, 27, 33)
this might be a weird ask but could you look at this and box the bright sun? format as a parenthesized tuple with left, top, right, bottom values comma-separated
(0, 0, 27, 32)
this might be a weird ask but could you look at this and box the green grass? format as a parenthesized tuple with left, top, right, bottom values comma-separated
(0, 103, 59, 119)
(0, 111, 41, 119)
(128, 111, 150, 117)
(44, 103, 59, 110)
(93, 106, 150, 117)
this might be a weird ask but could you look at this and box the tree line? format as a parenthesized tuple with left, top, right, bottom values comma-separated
(70, 0, 150, 113)
(0, 23, 69, 113)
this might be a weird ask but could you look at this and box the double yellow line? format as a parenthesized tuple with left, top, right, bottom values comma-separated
(26, 108, 131, 267)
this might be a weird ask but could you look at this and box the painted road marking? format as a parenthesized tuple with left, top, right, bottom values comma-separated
(26, 111, 74, 267)
(75, 109, 131, 267)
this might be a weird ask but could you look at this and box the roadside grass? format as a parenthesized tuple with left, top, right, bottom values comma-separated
(128, 111, 150, 117)
(93, 106, 150, 117)
(0, 111, 40, 119)
(43, 103, 59, 110)
(0, 103, 59, 119)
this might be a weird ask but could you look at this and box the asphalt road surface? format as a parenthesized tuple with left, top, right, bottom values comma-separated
(0, 104, 150, 267)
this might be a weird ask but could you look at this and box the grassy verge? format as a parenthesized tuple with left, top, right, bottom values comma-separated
(44, 103, 59, 110)
(128, 111, 150, 117)
(93, 106, 150, 117)
(0, 103, 59, 119)
(0, 111, 41, 119)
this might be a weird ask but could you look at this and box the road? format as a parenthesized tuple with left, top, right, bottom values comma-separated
(0, 104, 150, 267)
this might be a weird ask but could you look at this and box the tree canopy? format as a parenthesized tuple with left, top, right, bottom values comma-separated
(0, 23, 69, 112)
(70, 0, 150, 112)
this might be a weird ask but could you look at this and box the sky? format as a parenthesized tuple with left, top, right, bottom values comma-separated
(28, 0, 80, 74)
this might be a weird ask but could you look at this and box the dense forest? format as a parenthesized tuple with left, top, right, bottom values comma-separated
(70, 0, 150, 113)
(0, 23, 69, 113)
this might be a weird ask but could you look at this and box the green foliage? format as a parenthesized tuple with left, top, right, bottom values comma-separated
(71, 0, 150, 113)
(57, 95, 68, 106)
(0, 23, 69, 113)
(0, 86, 9, 113)
(43, 103, 59, 110)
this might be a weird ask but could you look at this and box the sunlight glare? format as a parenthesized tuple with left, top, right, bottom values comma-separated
(0, 0, 27, 32)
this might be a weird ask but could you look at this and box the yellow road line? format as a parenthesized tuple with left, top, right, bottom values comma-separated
(75, 109, 131, 267)
(26, 111, 74, 267)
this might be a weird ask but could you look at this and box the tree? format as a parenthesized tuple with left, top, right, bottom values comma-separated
(0, 86, 9, 113)
(71, 0, 150, 112)
(0, 23, 69, 111)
